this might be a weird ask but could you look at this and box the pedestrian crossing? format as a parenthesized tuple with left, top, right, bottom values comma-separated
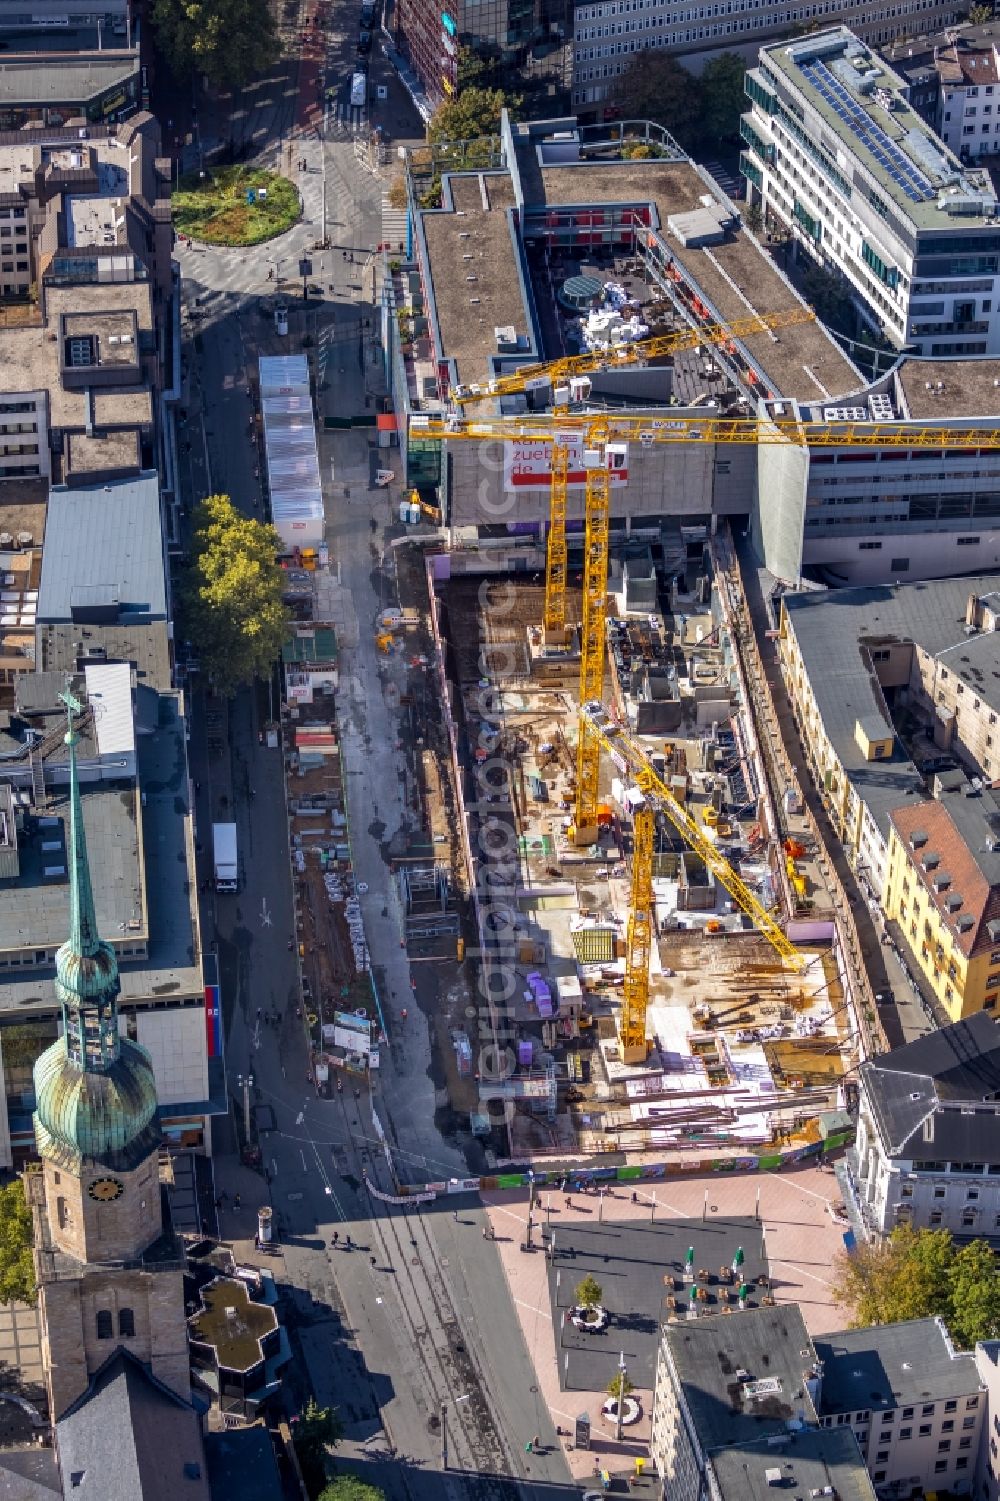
(381, 189, 407, 255)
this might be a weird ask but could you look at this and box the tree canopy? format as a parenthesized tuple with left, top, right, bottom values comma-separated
(151, 0, 277, 88)
(832, 1225, 1000, 1349)
(182, 494, 288, 698)
(700, 53, 748, 144)
(969, 3, 993, 23)
(0, 1180, 35, 1307)
(428, 86, 517, 143)
(293, 1397, 343, 1496)
(611, 52, 696, 145)
(575, 1274, 604, 1310)
(612, 49, 746, 154)
(317, 1479, 386, 1501)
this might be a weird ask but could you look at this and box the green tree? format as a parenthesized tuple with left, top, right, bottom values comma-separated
(575, 1274, 604, 1310)
(832, 1226, 953, 1330)
(151, 0, 278, 88)
(743, 202, 763, 233)
(0, 1180, 35, 1307)
(183, 494, 289, 698)
(428, 86, 517, 143)
(456, 43, 503, 92)
(700, 53, 747, 145)
(612, 51, 700, 149)
(968, 3, 993, 23)
(607, 1370, 635, 1402)
(947, 1240, 1000, 1348)
(800, 260, 856, 334)
(294, 1397, 343, 1496)
(317, 1482, 386, 1501)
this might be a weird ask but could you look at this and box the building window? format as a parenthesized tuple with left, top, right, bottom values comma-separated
(900, 1428, 912, 1440)
(96, 1311, 113, 1340)
(877, 1450, 890, 1463)
(958, 1459, 969, 1471)
(874, 1473, 887, 1484)
(934, 1188, 947, 1198)
(940, 1441, 953, 1453)
(969, 1399, 980, 1410)
(935, 1461, 949, 1474)
(943, 1421, 956, 1433)
(891, 557, 910, 572)
(930, 1211, 944, 1225)
(966, 1417, 979, 1429)
(118, 1308, 135, 1338)
(946, 1402, 959, 1413)
(921, 1424, 934, 1435)
(903, 1408, 914, 1419)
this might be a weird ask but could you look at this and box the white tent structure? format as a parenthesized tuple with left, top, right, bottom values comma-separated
(259, 355, 324, 551)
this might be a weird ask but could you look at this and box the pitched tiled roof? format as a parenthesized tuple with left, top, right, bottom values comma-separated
(888, 796, 1000, 960)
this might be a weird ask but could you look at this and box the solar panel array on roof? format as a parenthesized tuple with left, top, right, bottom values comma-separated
(800, 58, 935, 202)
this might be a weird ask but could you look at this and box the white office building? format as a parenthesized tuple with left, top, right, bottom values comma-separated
(571, 0, 965, 112)
(849, 1012, 1000, 1240)
(742, 26, 1000, 356)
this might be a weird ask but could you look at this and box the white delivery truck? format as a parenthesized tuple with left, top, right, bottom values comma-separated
(213, 822, 238, 893)
(350, 70, 367, 107)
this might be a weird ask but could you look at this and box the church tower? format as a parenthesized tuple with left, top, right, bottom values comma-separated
(28, 690, 191, 1419)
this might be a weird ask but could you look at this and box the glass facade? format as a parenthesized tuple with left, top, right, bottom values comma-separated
(396, 0, 573, 112)
(2, 1016, 58, 1149)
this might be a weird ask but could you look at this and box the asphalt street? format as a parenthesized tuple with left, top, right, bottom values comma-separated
(174, 18, 576, 1500)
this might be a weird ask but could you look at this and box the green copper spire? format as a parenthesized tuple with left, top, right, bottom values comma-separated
(62, 689, 102, 964)
(53, 689, 121, 1070)
(33, 687, 160, 1173)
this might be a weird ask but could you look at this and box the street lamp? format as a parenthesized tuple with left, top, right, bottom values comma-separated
(615, 1350, 628, 1443)
(236, 1073, 254, 1144)
(440, 1392, 470, 1469)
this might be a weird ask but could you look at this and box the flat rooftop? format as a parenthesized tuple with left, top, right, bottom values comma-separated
(0, 779, 142, 954)
(896, 357, 1000, 418)
(761, 28, 997, 231)
(0, 285, 152, 434)
(0, 145, 37, 196)
(663, 1303, 818, 1450)
(532, 158, 861, 402)
(0, 693, 201, 1009)
(37, 473, 166, 625)
(0, 53, 137, 106)
(712, 1428, 874, 1501)
(815, 1318, 980, 1413)
(419, 172, 524, 386)
(417, 140, 861, 401)
(37, 621, 171, 693)
(65, 430, 141, 476)
(189, 1278, 276, 1373)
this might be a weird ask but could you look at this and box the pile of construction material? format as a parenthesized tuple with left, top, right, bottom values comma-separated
(345, 896, 369, 972)
(579, 282, 650, 352)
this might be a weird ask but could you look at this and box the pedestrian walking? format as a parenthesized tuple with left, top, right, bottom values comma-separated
(234, 1193, 241, 1210)
(369, 1254, 377, 1268)
(453, 1210, 459, 1223)
(332, 1231, 339, 1245)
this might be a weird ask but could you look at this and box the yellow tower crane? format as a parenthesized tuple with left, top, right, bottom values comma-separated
(580, 702, 805, 1060)
(410, 408, 1000, 1055)
(449, 306, 816, 639)
(449, 307, 817, 407)
(414, 407, 1000, 830)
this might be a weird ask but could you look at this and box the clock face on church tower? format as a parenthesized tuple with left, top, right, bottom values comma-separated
(88, 1177, 125, 1203)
